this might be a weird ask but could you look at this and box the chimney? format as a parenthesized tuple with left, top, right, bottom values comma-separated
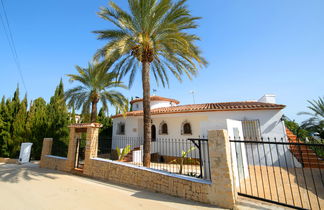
(258, 94, 276, 104)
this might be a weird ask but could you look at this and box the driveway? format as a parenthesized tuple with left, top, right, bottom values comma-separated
(0, 163, 284, 210)
(0, 163, 221, 210)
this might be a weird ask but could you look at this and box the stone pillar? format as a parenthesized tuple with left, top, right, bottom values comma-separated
(65, 123, 102, 172)
(66, 126, 78, 171)
(207, 130, 236, 208)
(40, 138, 53, 167)
(83, 123, 101, 175)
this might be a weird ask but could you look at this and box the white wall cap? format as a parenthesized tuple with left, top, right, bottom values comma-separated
(258, 94, 276, 104)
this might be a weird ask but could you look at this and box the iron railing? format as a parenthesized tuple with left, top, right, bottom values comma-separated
(51, 138, 69, 157)
(230, 137, 324, 210)
(97, 136, 211, 180)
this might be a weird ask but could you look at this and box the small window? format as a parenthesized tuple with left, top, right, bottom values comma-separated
(181, 121, 192, 135)
(159, 121, 168, 135)
(117, 122, 125, 135)
(242, 120, 261, 140)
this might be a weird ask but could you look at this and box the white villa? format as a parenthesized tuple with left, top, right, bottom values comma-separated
(111, 94, 302, 181)
(112, 94, 287, 140)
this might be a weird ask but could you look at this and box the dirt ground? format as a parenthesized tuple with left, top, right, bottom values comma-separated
(238, 165, 324, 210)
(0, 163, 285, 210)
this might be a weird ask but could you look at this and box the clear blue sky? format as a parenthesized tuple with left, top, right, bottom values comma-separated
(0, 0, 323, 122)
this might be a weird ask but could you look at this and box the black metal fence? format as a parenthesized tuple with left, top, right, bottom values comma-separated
(51, 138, 69, 157)
(97, 136, 211, 180)
(230, 137, 324, 210)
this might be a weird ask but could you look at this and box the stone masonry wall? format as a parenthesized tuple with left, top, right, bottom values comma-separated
(85, 158, 212, 204)
(83, 129, 236, 208)
(40, 124, 236, 209)
(40, 138, 68, 171)
(40, 155, 68, 171)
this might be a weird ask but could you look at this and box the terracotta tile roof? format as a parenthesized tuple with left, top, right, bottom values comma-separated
(112, 101, 285, 118)
(130, 96, 180, 105)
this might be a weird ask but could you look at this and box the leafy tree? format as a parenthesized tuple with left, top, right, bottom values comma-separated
(98, 108, 113, 136)
(0, 96, 11, 157)
(47, 79, 69, 141)
(0, 87, 26, 157)
(12, 94, 28, 156)
(284, 119, 309, 140)
(80, 107, 91, 123)
(0, 81, 72, 159)
(70, 106, 76, 124)
(129, 97, 133, 111)
(26, 98, 49, 159)
(97, 108, 113, 153)
(299, 97, 324, 139)
(65, 62, 127, 122)
(94, 0, 207, 166)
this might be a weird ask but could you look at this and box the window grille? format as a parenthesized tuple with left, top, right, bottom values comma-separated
(117, 122, 125, 135)
(242, 120, 261, 140)
(159, 122, 168, 135)
(181, 121, 192, 135)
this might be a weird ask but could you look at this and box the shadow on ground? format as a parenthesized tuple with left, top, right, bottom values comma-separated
(71, 174, 219, 209)
(0, 163, 64, 183)
(131, 190, 217, 209)
(0, 163, 219, 209)
(236, 197, 285, 210)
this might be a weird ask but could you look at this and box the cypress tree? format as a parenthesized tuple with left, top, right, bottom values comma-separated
(81, 107, 91, 123)
(70, 106, 76, 124)
(12, 94, 28, 157)
(97, 108, 113, 153)
(26, 98, 49, 159)
(47, 79, 69, 141)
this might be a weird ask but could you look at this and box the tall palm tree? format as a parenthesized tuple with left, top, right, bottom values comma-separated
(299, 97, 324, 139)
(94, 0, 207, 167)
(65, 62, 127, 123)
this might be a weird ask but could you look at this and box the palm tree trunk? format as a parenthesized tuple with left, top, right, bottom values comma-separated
(91, 100, 98, 123)
(142, 61, 151, 167)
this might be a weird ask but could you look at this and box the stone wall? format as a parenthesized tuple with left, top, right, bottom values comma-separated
(83, 128, 236, 208)
(40, 138, 68, 171)
(39, 124, 237, 209)
(86, 158, 212, 203)
(0, 158, 18, 164)
(40, 155, 68, 171)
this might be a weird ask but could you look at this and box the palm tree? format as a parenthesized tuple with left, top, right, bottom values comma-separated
(94, 0, 207, 167)
(65, 62, 127, 123)
(299, 97, 324, 139)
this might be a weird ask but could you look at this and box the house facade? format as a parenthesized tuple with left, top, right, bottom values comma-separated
(112, 94, 287, 141)
(111, 94, 302, 181)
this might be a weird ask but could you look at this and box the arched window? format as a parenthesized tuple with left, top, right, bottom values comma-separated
(151, 125, 156, 141)
(181, 121, 192, 135)
(117, 122, 125, 135)
(159, 121, 168, 135)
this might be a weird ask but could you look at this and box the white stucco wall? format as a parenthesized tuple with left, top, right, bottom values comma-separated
(111, 109, 298, 168)
(132, 100, 177, 111)
(113, 109, 286, 141)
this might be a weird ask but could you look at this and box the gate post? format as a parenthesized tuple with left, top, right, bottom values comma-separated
(39, 138, 53, 168)
(66, 123, 102, 172)
(66, 125, 78, 171)
(207, 129, 236, 208)
(83, 123, 102, 175)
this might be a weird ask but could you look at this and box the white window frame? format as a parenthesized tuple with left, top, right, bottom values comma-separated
(241, 120, 262, 140)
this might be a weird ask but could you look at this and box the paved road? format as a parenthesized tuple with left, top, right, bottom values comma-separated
(0, 163, 284, 210)
(0, 163, 221, 210)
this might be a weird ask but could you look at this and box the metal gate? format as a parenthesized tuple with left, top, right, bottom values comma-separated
(230, 138, 324, 210)
(75, 138, 86, 169)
